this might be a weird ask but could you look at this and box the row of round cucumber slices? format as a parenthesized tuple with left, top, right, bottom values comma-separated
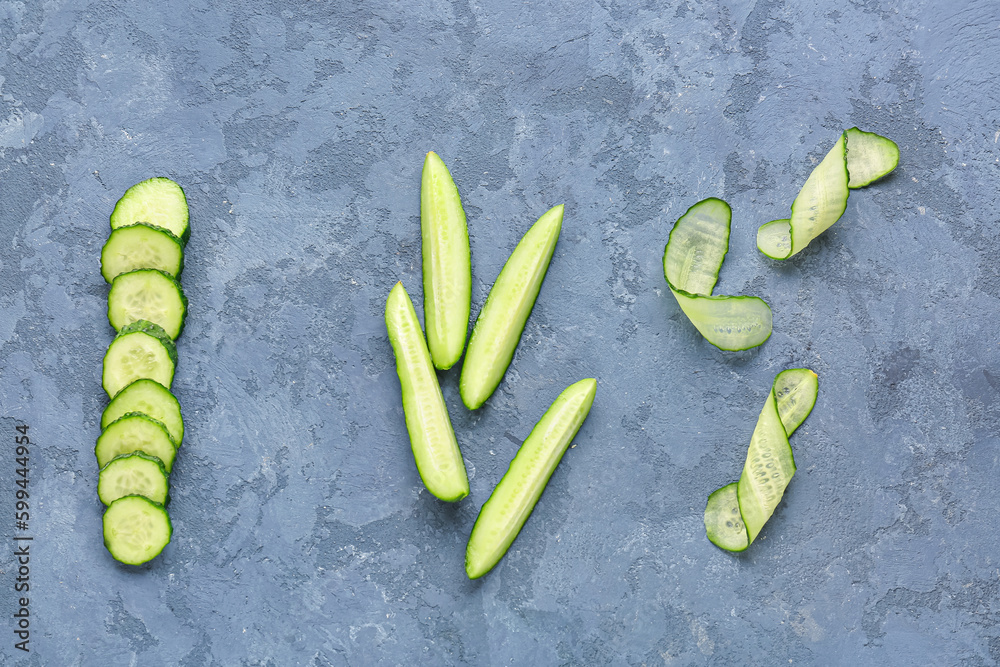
(98, 178, 190, 565)
(386, 153, 597, 579)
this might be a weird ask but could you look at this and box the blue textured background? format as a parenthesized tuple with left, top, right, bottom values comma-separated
(1, 0, 999, 664)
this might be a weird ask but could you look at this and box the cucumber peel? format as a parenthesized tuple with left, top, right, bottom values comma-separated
(421, 152, 472, 370)
(663, 198, 772, 351)
(385, 281, 469, 502)
(757, 128, 899, 260)
(704, 369, 818, 551)
(460, 204, 563, 409)
(465, 378, 596, 579)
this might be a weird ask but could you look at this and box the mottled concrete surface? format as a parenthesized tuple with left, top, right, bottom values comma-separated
(0, 0, 998, 664)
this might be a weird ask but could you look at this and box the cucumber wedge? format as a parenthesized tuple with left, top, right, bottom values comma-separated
(460, 204, 563, 410)
(385, 281, 469, 502)
(103, 495, 172, 565)
(757, 129, 898, 259)
(102, 379, 184, 447)
(110, 177, 190, 245)
(107, 269, 188, 339)
(98, 452, 170, 506)
(102, 320, 178, 398)
(704, 369, 818, 551)
(421, 151, 471, 370)
(663, 198, 772, 351)
(96, 413, 177, 473)
(101, 223, 184, 283)
(466, 378, 597, 579)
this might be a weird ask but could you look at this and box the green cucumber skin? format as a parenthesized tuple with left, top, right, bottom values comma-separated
(421, 151, 472, 371)
(385, 282, 469, 502)
(107, 269, 188, 340)
(460, 204, 564, 410)
(465, 378, 597, 579)
(101, 223, 185, 283)
(110, 177, 190, 245)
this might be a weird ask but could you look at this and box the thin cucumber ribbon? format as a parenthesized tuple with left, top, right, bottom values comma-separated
(663, 198, 773, 351)
(757, 128, 899, 260)
(704, 369, 818, 552)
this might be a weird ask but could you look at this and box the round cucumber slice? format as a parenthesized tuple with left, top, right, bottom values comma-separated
(101, 379, 184, 447)
(103, 495, 172, 565)
(101, 223, 184, 283)
(96, 413, 177, 473)
(107, 269, 188, 340)
(102, 320, 177, 398)
(110, 177, 189, 245)
(98, 452, 170, 506)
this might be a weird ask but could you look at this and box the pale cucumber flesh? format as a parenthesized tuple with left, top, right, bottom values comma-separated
(466, 378, 596, 579)
(421, 152, 471, 370)
(460, 204, 563, 410)
(386, 282, 469, 502)
(107, 269, 188, 340)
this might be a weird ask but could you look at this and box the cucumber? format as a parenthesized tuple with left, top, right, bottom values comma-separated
(98, 452, 170, 506)
(704, 369, 818, 551)
(421, 151, 471, 370)
(95, 412, 177, 473)
(460, 204, 563, 410)
(465, 378, 597, 579)
(102, 320, 178, 398)
(385, 281, 469, 502)
(101, 223, 184, 283)
(663, 198, 772, 351)
(103, 495, 172, 565)
(107, 269, 188, 339)
(110, 177, 190, 245)
(757, 128, 898, 260)
(101, 379, 184, 447)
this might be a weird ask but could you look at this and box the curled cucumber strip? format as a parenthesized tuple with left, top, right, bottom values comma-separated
(663, 198, 772, 351)
(757, 127, 899, 260)
(704, 368, 818, 552)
